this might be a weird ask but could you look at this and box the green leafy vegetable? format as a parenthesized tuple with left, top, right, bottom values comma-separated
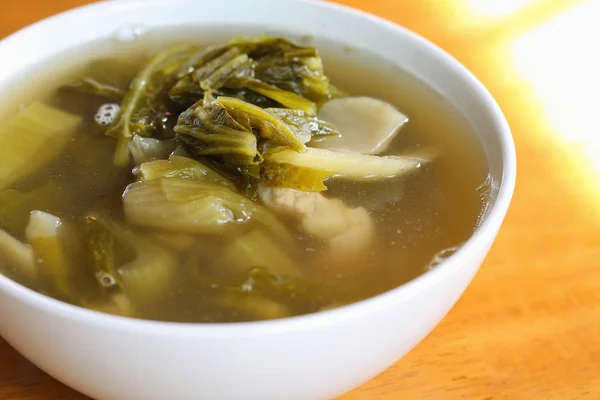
(61, 78, 125, 100)
(198, 53, 250, 92)
(219, 229, 297, 276)
(215, 96, 307, 151)
(59, 57, 139, 104)
(174, 102, 260, 166)
(135, 155, 237, 191)
(191, 47, 243, 87)
(84, 214, 176, 302)
(169, 36, 335, 110)
(0, 102, 81, 190)
(261, 161, 335, 192)
(263, 147, 427, 190)
(234, 36, 332, 103)
(123, 178, 292, 243)
(226, 267, 349, 316)
(226, 77, 316, 115)
(266, 108, 339, 143)
(176, 44, 228, 78)
(106, 44, 193, 166)
(128, 135, 176, 165)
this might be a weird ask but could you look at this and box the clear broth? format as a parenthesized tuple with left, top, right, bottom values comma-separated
(0, 26, 489, 322)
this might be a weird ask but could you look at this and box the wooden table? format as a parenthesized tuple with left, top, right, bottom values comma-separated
(2, 0, 599, 399)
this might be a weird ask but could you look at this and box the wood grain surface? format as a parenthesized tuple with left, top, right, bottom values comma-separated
(1, 0, 599, 399)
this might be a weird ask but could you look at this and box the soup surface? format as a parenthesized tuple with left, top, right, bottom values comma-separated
(0, 26, 490, 322)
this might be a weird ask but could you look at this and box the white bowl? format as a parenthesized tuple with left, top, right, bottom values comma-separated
(0, 1, 516, 399)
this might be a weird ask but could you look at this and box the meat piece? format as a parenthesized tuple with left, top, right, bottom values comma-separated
(259, 187, 374, 264)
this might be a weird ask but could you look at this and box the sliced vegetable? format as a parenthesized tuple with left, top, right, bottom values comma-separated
(267, 108, 339, 143)
(0, 102, 81, 190)
(106, 44, 192, 166)
(220, 229, 297, 276)
(174, 103, 260, 166)
(60, 58, 136, 99)
(191, 47, 243, 86)
(123, 178, 292, 243)
(0, 229, 36, 279)
(176, 44, 227, 78)
(263, 147, 427, 190)
(314, 96, 408, 154)
(261, 161, 334, 192)
(226, 77, 317, 115)
(215, 96, 307, 152)
(84, 214, 175, 301)
(229, 36, 333, 104)
(199, 53, 250, 92)
(230, 267, 348, 313)
(128, 135, 176, 165)
(134, 155, 237, 191)
(25, 211, 72, 297)
(169, 36, 336, 110)
(62, 77, 125, 101)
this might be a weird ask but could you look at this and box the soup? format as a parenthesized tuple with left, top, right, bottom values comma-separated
(0, 27, 489, 323)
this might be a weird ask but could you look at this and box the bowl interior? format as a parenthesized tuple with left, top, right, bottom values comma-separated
(0, 0, 515, 330)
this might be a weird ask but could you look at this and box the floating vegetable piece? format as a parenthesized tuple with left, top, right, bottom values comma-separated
(220, 229, 297, 276)
(169, 36, 335, 109)
(261, 161, 334, 192)
(85, 213, 122, 296)
(169, 77, 205, 105)
(0, 229, 36, 279)
(135, 155, 237, 191)
(314, 96, 408, 154)
(106, 44, 193, 166)
(264, 147, 427, 188)
(63, 78, 125, 101)
(128, 135, 176, 165)
(174, 103, 260, 166)
(220, 290, 292, 320)
(215, 96, 307, 152)
(229, 36, 332, 103)
(199, 53, 250, 92)
(191, 47, 242, 85)
(123, 178, 292, 243)
(266, 108, 339, 144)
(176, 44, 228, 78)
(124, 177, 238, 233)
(226, 77, 317, 115)
(84, 214, 175, 302)
(25, 211, 72, 297)
(230, 267, 350, 314)
(0, 102, 81, 190)
(151, 231, 199, 252)
(60, 58, 136, 99)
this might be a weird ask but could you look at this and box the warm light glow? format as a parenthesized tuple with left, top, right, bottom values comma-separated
(512, 0, 600, 172)
(467, 0, 534, 17)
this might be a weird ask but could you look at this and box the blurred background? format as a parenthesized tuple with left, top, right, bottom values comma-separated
(1, 0, 598, 399)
